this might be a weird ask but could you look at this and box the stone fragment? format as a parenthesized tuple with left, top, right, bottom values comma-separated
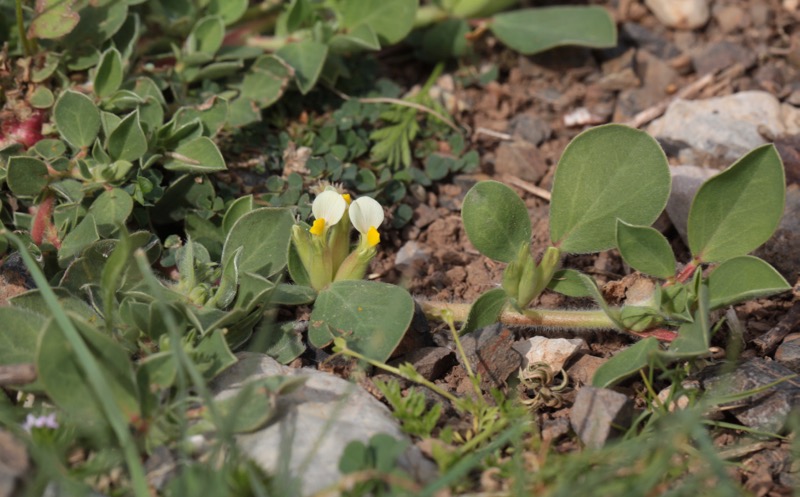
(390, 347, 456, 381)
(513, 336, 588, 373)
(701, 358, 800, 433)
(645, 0, 710, 30)
(541, 416, 571, 443)
(395, 240, 429, 268)
(665, 165, 718, 243)
(211, 353, 437, 496)
(620, 23, 681, 59)
(493, 140, 548, 184)
(507, 113, 551, 146)
(713, 4, 746, 33)
(567, 355, 608, 386)
(648, 91, 800, 163)
(775, 333, 800, 373)
(570, 387, 633, 448)
(691, 41, 756, 76)
(457, 324, 521, 391)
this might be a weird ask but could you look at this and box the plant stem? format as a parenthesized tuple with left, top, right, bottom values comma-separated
(419, 300, 619, 331)
(15, 0, 33, 56)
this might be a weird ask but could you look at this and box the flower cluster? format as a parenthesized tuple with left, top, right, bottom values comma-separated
(291, 187, 384, 291)
(22, 413, 58, 432)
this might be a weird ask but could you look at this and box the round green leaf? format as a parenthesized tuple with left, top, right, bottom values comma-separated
(309, 281, 414, 363)
(276, 41, 329, 95)
(221, 208, 294, 278)
(208, 0, 248, 25)
(688, 145, 785, 263)
(187, 16, 225, 56)
(54, 90, 101, 149)
(460, 288, 508, 335)
(107, 110, 147, 161)
(0, 308, 45, 366)
(462, 181, 532, 262)
(88, 188, 134, 236)
(29, 86, 55, 109)
(94, 48, 123, 99)
(340, 0, 417, 45)
(6, 157, 49, 197)
(708, 256, 790, 309)
(489, 6, 616, 55)
(550, 124, 670, 254)
(592, 337, 660, 388)
(27, 0, 80, 39)
(163, 136, 227, 172)
(615, 220, 676, 279)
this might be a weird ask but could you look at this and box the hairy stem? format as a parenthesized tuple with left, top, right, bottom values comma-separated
(419, 300, 619, 331)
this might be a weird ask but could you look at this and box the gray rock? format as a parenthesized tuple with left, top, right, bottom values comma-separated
(648, 91, 800, 163)
(620, 23, 681, 59)
(666, 165, 718, 242)
(211, 353, 437, 496)
(701, 358, 800, 433)
(691, 41, 756, 76)
(570, 387, 633, 448)
(389, 346, 456, 381)
(395, 240, 429, 268)
(775, 333, 800, 373)
(645, 0, 710, 29)
(513, 336, 588, 373)
(754, 186, 800, 281)
(493, 140, 548, 184)
(508, 113, 551, 146)
(567, 355, 608, 386)
(458, 324, 521, 391)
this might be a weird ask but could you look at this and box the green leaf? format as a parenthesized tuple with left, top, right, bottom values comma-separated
(547, 268, 592, 297)
(94, 48, 123, 99)
(186, 16, 225, 56)
(163, 137, 227, 172)
(193, 329, 237, 380)
(107, 110, 147, 161)
(592, 337, 660, 388)
(29, 86, 55, 109)
(490, 6, 616, 55)
(54, 90, 101, 149)
(340, 0, 417, 45)
(462, 181, 531, 262)
(329, 24, 381, 53)
(6, 157, 49, 197)
(208, 0, 248, 25)
(0, 308, 46, 366)
(309, 281, 414, 362)
(579, 272, 622, 329)
(59, 215, 100, 264)
(615, 220, 676, 279)
(550, 124, 670, 254)
(221, 208, 294, 279)
(276, 41, 328, 95)
(708, 256, 790, 309)
(27, 0, 80, 39)
(222, 195, 254, 234)
(88, 188, 133, 237)
(250, 320, 306, 364)
(460, 288, 508, 335)
(688, 145, 785, 263)
(664, 283, 711, 358)
(272, 283, 316, 305)
(37, 317, 140, 429)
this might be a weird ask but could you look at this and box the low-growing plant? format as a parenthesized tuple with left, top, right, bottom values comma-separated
(421, 124, 790, 386)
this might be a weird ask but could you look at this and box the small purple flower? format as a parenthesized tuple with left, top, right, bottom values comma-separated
(22, 413, 59, 432)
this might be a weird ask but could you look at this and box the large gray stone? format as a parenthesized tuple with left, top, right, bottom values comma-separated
(211, 353, 437, 496)
(648, 91, 800, 163)
(570, 387, 633, 448)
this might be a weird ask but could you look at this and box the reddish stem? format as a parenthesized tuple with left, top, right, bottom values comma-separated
(30, 195, 60, 249)
(633, 328, 678, 342)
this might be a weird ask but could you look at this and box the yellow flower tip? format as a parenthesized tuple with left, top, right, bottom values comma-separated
(309, 218, 326, 236)
(342, 194, 351, 205)
(367, 226, 380, 247)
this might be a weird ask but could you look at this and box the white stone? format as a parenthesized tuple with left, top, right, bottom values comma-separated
(513, 336, 588, 372)
(211, 353, 437, 496)
(648, 91, 800, 162)
(645, 0, 710, 29)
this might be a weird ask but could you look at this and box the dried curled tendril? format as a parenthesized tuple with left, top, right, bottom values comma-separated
(518, 362, 569, 410)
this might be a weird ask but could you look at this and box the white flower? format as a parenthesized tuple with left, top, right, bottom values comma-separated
(310, 190, 347, 236)
(349, 196, 384, 247)
(22, 412, 58, 432)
